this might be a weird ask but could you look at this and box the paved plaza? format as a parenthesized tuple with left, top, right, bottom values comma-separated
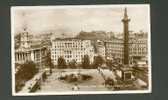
(36, 69, 115, 93)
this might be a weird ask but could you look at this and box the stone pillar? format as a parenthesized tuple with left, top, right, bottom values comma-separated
(21, 53, 23, 62)
(28, 52, 31, 60)
(23, 53, 25, 61)
(19, 53, 22, 62)
(31, 51, 35, 61)
(22, 53, 24, 62)
(122, 8, 130, 65)
(17, 53, 19, 61)
(20, 53, 21, 61)
(23, 53, 25, 62)
(25, 53, 27, 61)
(18, 53, 20, 61)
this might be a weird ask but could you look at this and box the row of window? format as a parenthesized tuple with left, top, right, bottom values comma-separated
(52, 55, 88, 59)
(52, 41, 91, 46)
(54, 45, 84, 48)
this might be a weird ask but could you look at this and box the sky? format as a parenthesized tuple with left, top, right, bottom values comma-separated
(11, 5, 150, 36)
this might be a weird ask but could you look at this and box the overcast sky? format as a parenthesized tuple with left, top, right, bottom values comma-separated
(12, 5, 150, 36)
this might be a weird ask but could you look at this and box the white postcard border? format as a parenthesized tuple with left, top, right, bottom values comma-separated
(11, 4, 152, 96)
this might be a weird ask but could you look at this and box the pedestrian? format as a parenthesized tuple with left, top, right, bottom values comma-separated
(72, 84, 80, 91)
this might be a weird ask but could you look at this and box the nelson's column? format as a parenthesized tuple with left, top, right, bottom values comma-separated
(120, 8, 133, 81)
(122, 7, 130, 65)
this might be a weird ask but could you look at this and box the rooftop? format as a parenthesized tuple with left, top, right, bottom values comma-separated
(15, 45, 46, 53)
(52, 38, 91, 41)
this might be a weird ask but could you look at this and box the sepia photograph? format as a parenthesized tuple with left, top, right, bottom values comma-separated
(11, 4, 151, 96)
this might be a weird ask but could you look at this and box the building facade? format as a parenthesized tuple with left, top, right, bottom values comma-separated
(105, 8, 148, 65)
(15, 47, 47, 67)
(15, 30, 47, 68)
(105, 37, 124, 63)
(51, 38, 94, 65)
(129, 33, 148, 62)
(104, 33, 148, 64)
(95, 40, 106, 58)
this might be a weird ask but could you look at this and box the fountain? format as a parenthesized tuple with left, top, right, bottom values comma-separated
(58, 72, 93, 83)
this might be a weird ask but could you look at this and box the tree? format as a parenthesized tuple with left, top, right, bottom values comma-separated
(106, 59, 113, 70)
(15, 61, 38, 92)
(57, 57, 67, 68)
(45, 51, 54, 73)
(92, 55, 104, 68)
(81, 55, 90, 69)
(68, 59, 77, 69)
(16, 61, 38, 81)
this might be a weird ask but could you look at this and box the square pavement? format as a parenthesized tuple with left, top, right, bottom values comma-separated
(36, 69, 112, 93)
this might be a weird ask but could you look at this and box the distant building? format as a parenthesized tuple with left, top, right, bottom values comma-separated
(95, 40, 106, 58)
(15, 30, 47, 68)
(15, 46, 47, 67)
(104, 33, 148, 64)
(129, 33, 148, 62)
(19, 29, 31, 48)
(105, 37, 124, 63)
(51, 38, 94, 65)
(105, 7, 148, 66)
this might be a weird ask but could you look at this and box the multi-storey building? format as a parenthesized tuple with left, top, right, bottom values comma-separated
(51, 38, 94, 65)
(95, 40, 106, 58)
(104, 33, 148, 64)
(130, 33, 148, 63)
(96, 45, 106, 57)
(105, 37, 124, 63)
